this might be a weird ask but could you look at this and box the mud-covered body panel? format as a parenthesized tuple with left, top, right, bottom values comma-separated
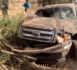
(22, 4, 77, 35)
(22, 17, 77, 35)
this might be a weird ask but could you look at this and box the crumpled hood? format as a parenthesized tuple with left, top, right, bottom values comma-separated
(22, 17, 77, 34)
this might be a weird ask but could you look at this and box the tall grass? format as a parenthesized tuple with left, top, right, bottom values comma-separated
(0, 12, 24, 66)
(0, 12, 24, 42)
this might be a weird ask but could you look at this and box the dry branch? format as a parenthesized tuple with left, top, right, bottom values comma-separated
(0, 50, 56, 70)
(2, 41, 13, 51)
(2, 64, 9, 70)
(1, 42, 69, 70)
(1, 50, 37, 61)
(2, 41, 62, 54)
(21, 61, 53, 70)
(11, 56, 23, 63)
(0, 27, 6, 33)
(21, 62, 68, 70)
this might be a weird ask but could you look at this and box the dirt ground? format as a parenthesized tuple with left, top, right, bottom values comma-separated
(0, 4, 25, 19)
(0, 0, 35, 19)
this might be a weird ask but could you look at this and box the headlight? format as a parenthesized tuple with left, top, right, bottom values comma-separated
(56, 33, 71, 43)
(64, 34, 71, 40)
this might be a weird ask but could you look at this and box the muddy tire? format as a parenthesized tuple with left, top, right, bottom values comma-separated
(69, 40, 77, 60)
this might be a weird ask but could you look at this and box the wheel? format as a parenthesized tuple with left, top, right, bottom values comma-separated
(68, 40, 77, 60)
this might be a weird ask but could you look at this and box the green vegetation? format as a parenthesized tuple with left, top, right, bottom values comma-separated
(0, 12, 24, 42)
(0, 12, 24, 66)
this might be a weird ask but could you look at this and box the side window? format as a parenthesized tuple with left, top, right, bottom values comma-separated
(36, 9, 52, 17)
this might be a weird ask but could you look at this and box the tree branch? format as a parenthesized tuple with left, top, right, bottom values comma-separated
(2, 41, 62, 54)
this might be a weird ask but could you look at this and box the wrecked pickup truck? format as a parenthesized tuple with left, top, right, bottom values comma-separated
(18, 4, 77, 65)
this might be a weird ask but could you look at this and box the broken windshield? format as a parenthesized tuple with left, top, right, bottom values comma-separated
(36, 7, 75, 20)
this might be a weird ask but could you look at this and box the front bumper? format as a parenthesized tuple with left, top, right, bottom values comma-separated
(32, 40, 72, 64)
(49, 40, 72, 57)
(22, 40, 72, 57)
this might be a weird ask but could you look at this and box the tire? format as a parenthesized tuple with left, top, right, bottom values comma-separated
(69, 40, 77, 60)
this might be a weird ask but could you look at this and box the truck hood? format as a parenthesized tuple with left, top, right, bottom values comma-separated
(22, 17, 77, 34)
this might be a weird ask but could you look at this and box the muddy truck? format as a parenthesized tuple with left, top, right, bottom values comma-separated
(18, 4, 77, 66)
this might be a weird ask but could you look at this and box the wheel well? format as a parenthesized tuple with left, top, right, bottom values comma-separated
(67, 41, 76, 59)
(71, 34, 77, 40)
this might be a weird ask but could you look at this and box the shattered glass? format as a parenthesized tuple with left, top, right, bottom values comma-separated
(36, 7, 75, 20)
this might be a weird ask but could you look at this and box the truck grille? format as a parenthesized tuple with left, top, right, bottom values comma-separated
(19, 26, 56, 43)
(24, 26, 51, 31)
